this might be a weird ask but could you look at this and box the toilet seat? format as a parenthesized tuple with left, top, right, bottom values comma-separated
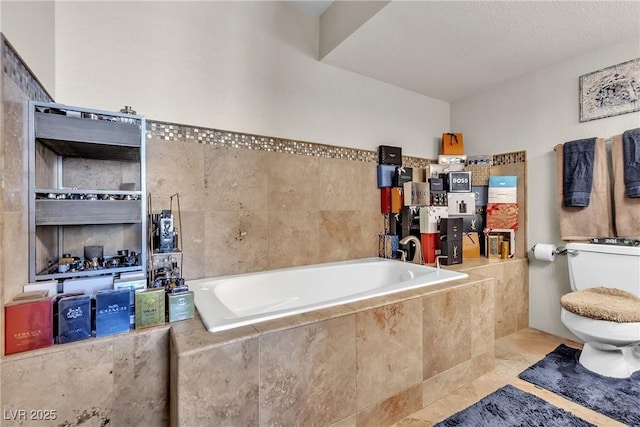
(560, 287, 640, 323)
(561, 309, 640, 346)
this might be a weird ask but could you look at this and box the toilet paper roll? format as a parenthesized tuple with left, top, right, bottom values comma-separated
(533, 244, 556, 262)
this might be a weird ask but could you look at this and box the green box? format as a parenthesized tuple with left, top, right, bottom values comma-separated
(135, 288, 165, 329)
(167, 291, 194, 322)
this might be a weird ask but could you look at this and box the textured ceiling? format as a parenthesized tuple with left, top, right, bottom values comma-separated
(318, 1, 640, 102)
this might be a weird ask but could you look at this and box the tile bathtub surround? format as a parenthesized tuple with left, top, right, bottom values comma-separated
(451, 258, 529, 339)
(174, 337, 260, 426)
(423, 287, 472, 378)
(170, 273, 495, 427)
(260, 316, 357, 426)
(1, 325, 171, 427)
(356, 300, 423, 410)
(356, 383, 423, 427)
(146, 137, 383, 279)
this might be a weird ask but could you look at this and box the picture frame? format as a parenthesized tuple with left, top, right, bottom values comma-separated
(579, 57, 640, 122)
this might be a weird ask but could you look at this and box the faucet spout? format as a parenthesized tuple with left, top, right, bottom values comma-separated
(398, 235, 424, 265)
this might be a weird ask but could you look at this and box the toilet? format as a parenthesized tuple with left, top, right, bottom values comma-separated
(560, 242, 640, 378)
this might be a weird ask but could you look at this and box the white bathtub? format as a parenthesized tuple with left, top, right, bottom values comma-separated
(190, 257, 468, 333)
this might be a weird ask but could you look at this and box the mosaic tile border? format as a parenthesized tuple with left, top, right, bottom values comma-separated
(147, 121, 443, 165)
(147, 121, 445, 165)
(147, 121, 526, 168)
(148, 120, 390, 163)
(1, 34, 53, 103)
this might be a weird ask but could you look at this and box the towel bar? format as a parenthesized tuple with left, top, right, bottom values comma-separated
(554, 137, 613, 151)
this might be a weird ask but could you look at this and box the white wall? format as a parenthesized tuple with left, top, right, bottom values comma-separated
(1, 0, 55, 96)
(452, 37, 640, 339)
(53, 1, 448, 158)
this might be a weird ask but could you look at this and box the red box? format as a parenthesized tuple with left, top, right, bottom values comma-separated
(5, 298, 54, 355)
(420, 232, 440, 264)
(486, 203, 519, 230)
(380, 187, 392, 213)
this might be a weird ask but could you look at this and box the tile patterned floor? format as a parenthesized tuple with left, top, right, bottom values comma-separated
(395, 328, 626, 427)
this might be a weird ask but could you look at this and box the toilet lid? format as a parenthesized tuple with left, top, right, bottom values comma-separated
(560, 287, 640, 323)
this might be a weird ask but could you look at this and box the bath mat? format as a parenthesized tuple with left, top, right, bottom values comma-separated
(518, 344, 640, 426)
(434, 384, 594, 427)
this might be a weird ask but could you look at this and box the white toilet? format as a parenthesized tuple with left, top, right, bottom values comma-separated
(560, 242, 640, 378)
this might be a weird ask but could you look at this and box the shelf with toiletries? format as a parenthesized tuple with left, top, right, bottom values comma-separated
(27, 101, 147, 283)
(147, 193, 185, 290)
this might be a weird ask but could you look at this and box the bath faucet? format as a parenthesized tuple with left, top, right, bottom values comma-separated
(435, 255, 448, 270)
(399, 235, 423, 265)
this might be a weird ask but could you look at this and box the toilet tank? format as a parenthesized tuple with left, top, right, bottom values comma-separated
(566, 242, 640, 295)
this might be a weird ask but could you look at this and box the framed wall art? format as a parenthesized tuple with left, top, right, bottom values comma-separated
(579, 57, 640, 122)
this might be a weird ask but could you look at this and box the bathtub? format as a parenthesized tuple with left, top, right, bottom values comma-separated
(190, 257, 468, 333)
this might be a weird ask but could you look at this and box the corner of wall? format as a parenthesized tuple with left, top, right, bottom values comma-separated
(1, 1, 55, 98)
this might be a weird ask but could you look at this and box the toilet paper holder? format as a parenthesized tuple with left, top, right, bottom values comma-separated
(530, 244, 578, 257)
(555, 246, 578, 256)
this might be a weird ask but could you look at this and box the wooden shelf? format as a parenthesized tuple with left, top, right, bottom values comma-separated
(35, 264, 143, 281)
(35, 199, 142, 225)
(35, 112, 141, 161)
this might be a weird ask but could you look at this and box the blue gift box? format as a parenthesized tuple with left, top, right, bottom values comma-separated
(488, 175, 517, 188)
(377, 164, 396, 188)
(488, 175, 517, 203)
(472, 185, 489, 207)
(57, 295, 92, 344)
(95, 289, 131, 337)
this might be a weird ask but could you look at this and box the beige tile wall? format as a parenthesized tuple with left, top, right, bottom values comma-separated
(171, 275, 496, 427)
(259, 315, 357, 426)
(1, 325, 170, 427)
(455, 258, 529, 339)
(2, 73, 33, 362)
(356, 300, 423, 410)
(146, 138, 382, 280)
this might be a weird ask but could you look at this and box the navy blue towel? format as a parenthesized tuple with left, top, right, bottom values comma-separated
(563, 138, 596, 207)
(623, 127, 640, 198)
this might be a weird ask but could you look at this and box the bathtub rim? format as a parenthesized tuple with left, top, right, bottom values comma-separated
(189, 257, 469, 334)
(171, 269, 497, 358)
